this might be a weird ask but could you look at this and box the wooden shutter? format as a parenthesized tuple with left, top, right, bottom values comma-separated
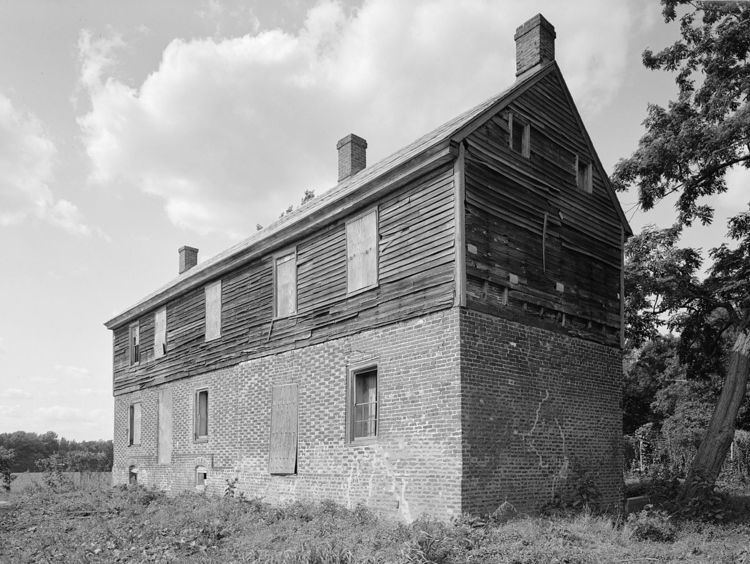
(130, 403, 142, 445)
(157, 388, 172, 464)
(346, 209, 378, 292)
(269, 383, 298, 474)
(275, 253, 296, 317)
(154, 306, 167, 359)
(205, 281, 221, 341)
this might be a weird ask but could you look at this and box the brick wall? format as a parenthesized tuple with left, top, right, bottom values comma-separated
(113, 306, 623, 519)
(113, 309, 463, 520)
(460, 308, 623, 514)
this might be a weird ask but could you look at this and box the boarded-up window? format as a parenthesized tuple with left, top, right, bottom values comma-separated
(157, 388, 172, 465)
(128, 403, 141, 445)
(346, 209, 378, 293)
(351, 368, 378, 440)
(205, 281, 221, 341)
(269, 383, 298, 474)
(275, 253, 296, 318)
(576, 157, 593, 193)
(153, 306, 167, 359)
(129, 322, 140, 365)
(509, 113, 530, 158)
(195, 389, 208, 440)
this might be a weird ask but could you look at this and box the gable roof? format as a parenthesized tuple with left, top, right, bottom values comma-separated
(105, 61, 630, 330)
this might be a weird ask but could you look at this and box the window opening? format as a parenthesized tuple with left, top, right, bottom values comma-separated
(352, 368, 378, 440)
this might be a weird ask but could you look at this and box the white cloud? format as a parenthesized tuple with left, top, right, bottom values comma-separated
(0, 388, 32, 399)
(0, 93, 90, 235)
(78, 0, 637, 238)
(54, 364, 91, 380)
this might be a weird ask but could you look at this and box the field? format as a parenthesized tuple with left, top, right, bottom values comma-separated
(2, 482, 750, 563)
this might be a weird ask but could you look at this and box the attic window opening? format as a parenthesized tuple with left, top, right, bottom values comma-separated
(509, 113, 530, 158)
(577, 156, 593, 193)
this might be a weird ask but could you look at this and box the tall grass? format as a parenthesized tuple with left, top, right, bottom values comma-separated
(2, 480, 749, 563)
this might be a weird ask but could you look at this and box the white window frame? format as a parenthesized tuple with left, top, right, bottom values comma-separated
(273, 249, 297, 319)
(345, 207, 379, 295)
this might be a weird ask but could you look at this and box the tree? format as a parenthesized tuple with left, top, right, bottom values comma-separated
(613, 0, 750, 500)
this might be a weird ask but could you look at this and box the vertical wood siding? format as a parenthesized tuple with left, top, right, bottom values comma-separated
(112, 165, 455, 394)
(464, 73, 622, 346)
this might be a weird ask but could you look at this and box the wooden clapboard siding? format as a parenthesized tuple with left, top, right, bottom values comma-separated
(464, 72, 622, 347)
(112, 164, 456, 394)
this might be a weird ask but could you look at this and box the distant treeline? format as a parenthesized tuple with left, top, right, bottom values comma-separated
(0, 431, 113, 472)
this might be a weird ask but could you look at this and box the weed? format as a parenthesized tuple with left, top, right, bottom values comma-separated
(627, 507, 677, 542)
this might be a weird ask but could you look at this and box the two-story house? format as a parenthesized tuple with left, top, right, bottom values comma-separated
(105, 14, 631, 520)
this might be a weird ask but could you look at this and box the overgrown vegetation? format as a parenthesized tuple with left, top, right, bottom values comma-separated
(1, 480, 749, 563)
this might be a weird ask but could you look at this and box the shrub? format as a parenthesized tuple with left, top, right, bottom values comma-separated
(627, 508, 677, 542)
(0, 446, 15, 492)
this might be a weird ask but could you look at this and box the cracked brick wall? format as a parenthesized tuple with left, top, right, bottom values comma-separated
(460, 308, 623, 515)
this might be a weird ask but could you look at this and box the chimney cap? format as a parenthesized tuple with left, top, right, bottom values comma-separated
(514, 13, 556, 41)
(336, 133, 367, 150)
(178, 245, 199, 254)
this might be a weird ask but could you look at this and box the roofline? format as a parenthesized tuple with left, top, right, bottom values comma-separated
(103, 62, 601, 330)
(104, 141, 457, 329)
(550, 63, 633, 237)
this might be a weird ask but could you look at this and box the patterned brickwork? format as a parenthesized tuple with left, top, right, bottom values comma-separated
(459, 308, 623, 514)
(113, 309, 463, 520)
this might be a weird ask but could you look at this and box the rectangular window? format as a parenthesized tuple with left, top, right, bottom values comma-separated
(577, 156, 593, 193)
(350, 367, 378, 440)
(274, 252, 297, 318)
(268, 383, 298, 474)
(346, 209, 378, 293)
(129, 323, 140, 365)
(154, 306, 167, 359)
(128, 403, 141, 446)
(205, 281, 221, 341)
(509, 113, 530, 158)
(195, 389, 208, 440)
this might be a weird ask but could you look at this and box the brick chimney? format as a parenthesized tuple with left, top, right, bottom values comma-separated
(514, 14, 556, 78)
(178, 246, 198, 274)
(337, 134, 367, 182)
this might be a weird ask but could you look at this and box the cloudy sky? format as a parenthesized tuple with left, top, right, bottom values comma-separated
(0, 0, 746, 440)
